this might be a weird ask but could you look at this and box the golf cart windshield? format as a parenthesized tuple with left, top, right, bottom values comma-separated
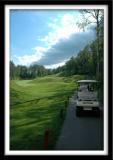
(77, 80, 99, 101)
(77, 80, 99, 91)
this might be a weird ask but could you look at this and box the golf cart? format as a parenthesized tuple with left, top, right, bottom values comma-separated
(76, 80, 100, 116)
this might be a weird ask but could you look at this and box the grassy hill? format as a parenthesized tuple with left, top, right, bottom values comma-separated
(10, 74, 84, 150)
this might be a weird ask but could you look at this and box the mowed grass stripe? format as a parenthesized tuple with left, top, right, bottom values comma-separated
(10, 74, 84, 150)
(10, 90, 73, 106)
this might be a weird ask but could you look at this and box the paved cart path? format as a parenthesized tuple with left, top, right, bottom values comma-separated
(55, 91, 103, 150)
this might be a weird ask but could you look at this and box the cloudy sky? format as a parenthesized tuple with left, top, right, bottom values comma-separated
(10, 9, 96, 69)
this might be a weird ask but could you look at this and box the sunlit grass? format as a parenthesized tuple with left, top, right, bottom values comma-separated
(10, 74, 84, 150)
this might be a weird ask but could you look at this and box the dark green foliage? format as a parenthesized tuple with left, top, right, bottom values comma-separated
(10, 62, 51, 80)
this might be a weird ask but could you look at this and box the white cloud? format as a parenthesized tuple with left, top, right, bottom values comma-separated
(39, 13, 83, 46)
(14, 47, 48, 66)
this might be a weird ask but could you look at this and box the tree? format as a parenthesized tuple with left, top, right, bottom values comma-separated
(10, 61, 16, 79)
(19, 66, 28, 79)
(77, 9, 104, 79)
(10, 62, 51, 80)
(64, 57, 76, 76)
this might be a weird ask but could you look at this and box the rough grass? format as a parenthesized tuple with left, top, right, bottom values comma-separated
(10, 74, 84, 150)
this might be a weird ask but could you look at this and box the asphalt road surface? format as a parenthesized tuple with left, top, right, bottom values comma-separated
(55, 92, 103, 150)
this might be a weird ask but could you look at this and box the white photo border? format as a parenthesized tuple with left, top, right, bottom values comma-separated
(5, 4, 108, 156)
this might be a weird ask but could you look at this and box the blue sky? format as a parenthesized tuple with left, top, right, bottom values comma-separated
(10, 9, 96, 68)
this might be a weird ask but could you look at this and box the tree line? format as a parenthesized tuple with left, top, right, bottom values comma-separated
(10, 62, 52, 80)
(52, 36, 103, 80)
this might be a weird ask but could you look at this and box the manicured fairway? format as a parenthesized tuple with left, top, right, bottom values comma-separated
(10, 74, 83, 150)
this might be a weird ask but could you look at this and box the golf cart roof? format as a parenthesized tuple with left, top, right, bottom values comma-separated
(77, 80, 98, 83)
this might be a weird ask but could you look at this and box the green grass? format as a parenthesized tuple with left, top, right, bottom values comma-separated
(10, 74, 84, 150)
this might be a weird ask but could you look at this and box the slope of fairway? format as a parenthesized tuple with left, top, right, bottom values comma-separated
(10, 74, 84, 150)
